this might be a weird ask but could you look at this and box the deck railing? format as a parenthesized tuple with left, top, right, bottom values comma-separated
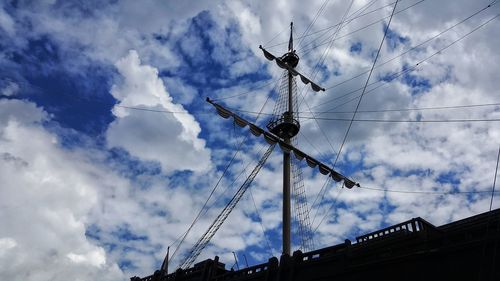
(356, 217, 437, 243)
(213, 257, 278, 281)
(297, 242, 350, 262)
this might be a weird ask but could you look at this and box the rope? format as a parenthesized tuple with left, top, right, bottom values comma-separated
(322, 0, 497, 92)
(212, 79, 277, 102)
(312, 0, 400, 236)
(312, 184, 343, 234)
(249, 188, 275, 256)
(313, 12, 500, 112)
(297, 0, 355, 108)
(170, 80, 275, 265)
(300, 117, 500, 123)
(297, 0, 381, 54)
(359, 186, 500, 195)
(169, 139, 244, 262)
(300, 0, 425, 55)
(265, 0, 397, 50)
(296, 0, 331, 50)
(333, 0, 399, 167)
(477, 144, 500, 280)
(490, 146, 500, 211)
(226, 102, 500, 117)
(263, 25, 289, 48)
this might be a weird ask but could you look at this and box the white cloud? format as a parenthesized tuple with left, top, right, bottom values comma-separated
(67, 249, 106, 267)
(0, 99, 124, 281)
(106, 50, 211, 173)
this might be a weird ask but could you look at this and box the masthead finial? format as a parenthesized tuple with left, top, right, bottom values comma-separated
(288, 22, 294, 52)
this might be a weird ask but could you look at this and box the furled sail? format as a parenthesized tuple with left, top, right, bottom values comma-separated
(206, 98, 360, 188)
(259, 46, 325, 92)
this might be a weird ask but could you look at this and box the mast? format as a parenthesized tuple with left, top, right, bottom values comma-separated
(144, 20, 358, 276)
(264, 22, 327, 256)
(283, 22, 295, 256)
(206, 98, 360, 259)
(263, 22, 302, 255)
(259, 21, 327, 256)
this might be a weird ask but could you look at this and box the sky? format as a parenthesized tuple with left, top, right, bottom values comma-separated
(1, 0, 499, 280)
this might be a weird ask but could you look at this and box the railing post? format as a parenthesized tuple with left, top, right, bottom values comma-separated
(174, 268, 184, 281)
(411, 219, 416, 232)
(265, 257, 279, 281)
(277, 254, 292, 281)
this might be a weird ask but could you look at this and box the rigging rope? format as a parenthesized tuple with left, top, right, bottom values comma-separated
(296, 0, 331, 51)
(478, 145, 500, 280)
(360, 186, 500, 195)
(225, 102, 500, 117)
(297, 0, 354, 108)
(335, 0, 396, 166)
(248, 188, 275, 256)
(93, 3, 498, 121)
(206, 141, 275, 258)
(170, 79, 276, 266)
(309, 9, 498, 235)
(311, 183, 343, 234)
(289, 3, 362, 208)
(297, 0, 381, 54)
(311, 102, 500, 115)
(291, 138, 315, 252)
(169, 138, 245, 263)
(298, 131, 330, 161)
(310, 177, 332, 227)
(300, 117, 500, 123)
(300, 0, 425, 55)
(309, 13, 500, 114)
(490, 146, 500, 211)
(262, 25, 289, 48)
(178, 144, 276, 269)
(287, 3, 358, 202)
(322, 0, 498, 92)
(312, 0, 400, 236)
(211, 79, 277, 102)
(268, 0, 390, 50)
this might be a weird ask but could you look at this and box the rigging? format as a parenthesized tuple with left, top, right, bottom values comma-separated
(324, 0, 498, 92)
(313, 0, 400, 233)
(312, 12, 500, 111)
(178, 144, 276, 270)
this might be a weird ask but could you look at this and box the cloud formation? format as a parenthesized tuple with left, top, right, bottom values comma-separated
(0, 99, 123, 280)
(107, 50, 211, 173)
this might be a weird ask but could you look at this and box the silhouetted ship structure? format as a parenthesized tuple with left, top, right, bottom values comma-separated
(131, 21, 500, 281)
(132, 208, 500, 281)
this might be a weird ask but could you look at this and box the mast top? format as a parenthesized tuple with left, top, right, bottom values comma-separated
(281, 22, 299, 68)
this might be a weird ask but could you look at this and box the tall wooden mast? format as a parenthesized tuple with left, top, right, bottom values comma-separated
(282, 22, 297, 256)
(177, 22, 350, 267)
(155, 20, 360, 273)
(261, 22, 323, 255)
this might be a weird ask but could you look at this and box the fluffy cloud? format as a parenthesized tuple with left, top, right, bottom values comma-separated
(0, 99, 123, 281)
(106, 50, 211, 173)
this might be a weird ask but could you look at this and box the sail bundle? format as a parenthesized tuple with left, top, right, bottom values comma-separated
(259, 46, 325, 93)
(207, 98, 359, 189)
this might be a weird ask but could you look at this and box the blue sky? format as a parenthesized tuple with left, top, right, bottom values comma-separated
(1, 0, 499, 280)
